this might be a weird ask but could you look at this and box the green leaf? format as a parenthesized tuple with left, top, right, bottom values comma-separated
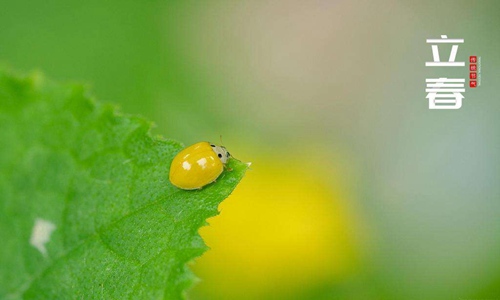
(0, 69, 248, 299)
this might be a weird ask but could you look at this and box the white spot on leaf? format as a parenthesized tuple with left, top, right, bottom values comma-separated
(182, 161, 191, 170)
(30, 218, 56, 257)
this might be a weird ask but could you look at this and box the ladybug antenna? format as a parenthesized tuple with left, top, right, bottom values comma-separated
(220, 135, 224, 146)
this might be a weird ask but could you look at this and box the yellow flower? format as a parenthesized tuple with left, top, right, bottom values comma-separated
(191, 150, 365, 299)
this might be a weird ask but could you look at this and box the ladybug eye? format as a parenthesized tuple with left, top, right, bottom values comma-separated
(227, 152, 230, 157)
(218, 153, 222, 158)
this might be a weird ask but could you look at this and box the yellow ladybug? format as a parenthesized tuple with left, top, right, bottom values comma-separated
(169, 141, 231, 190)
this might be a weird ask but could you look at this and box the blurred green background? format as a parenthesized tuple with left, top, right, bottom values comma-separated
(2, 0, 500, 299)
